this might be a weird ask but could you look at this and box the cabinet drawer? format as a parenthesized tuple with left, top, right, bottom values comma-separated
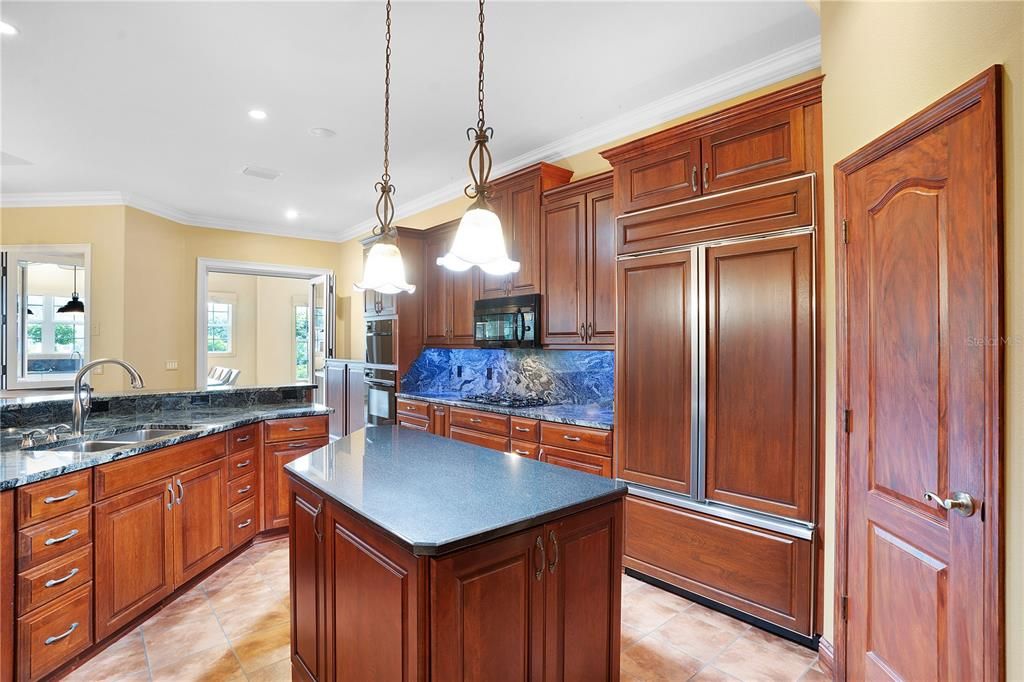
(17, 583, 93, 682)
(94, 434, 225, 500)
(397, 398, 429, 419)
(229, 498, 258, 550)
(17, 508, 92, 571)
(16, 470, 92, 529)
(539, 445, 612, 478)
(398, 416, 430, 432)
(449, 407, 509, 436)
(228, 450, 257, 480)
(227, 424, 258, 454)
(508, 440, 539, 459)
(540, 422, 612, 456)
(227, 470, 257, 507)
(623, 496, 812, 634)
(509, 417, 539, 442)
(264, 416, 328, 443)
(17, 545, 93, 616)
(448, 427, 509, 453)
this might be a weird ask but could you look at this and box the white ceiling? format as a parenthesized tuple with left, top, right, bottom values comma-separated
(0, 1, 820, 242)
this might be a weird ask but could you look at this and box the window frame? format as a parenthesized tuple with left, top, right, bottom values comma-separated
(206, 292, 237, 357)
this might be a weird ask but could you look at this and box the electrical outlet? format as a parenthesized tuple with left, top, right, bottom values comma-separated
(456, 365, 463, 378)
(486, 367, 493, 381)
(165, 361, 178, 370)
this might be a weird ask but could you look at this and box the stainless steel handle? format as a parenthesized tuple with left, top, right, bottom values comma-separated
(548, 530, 559, 574)
(579, 323, 586, 341)
(44, 567, 80, 588)
(691, 164, 699, 193)
(236, 435, 252, 443)
(44, 622, 79, 646)
(513, 449, 531, 456)
(288, 442, 310, 449)
(167, 484, 174, 510)
(587, 322, 594, 341)
(237, 518, 253, 529)
(43, 490, 78, 505)
(924, 491, 976, 517)
(562, 435, 582, 443)
(288, 426, 309, 432)
(175, 480, 184, 505)
(235, 459, 251, 468)
(237, 485, 252, 495)
(514, 426, 530, 432)
(469, 418, 482, 424)
(703, 162, 710, 190)
(44, 528, 79, 546)
(534, 536, 545, 581)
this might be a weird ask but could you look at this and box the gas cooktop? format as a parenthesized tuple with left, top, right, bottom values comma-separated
(462, 393, 550, 409)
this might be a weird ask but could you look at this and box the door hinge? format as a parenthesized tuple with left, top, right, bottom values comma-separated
(842, 218, 849, 244)
(844, 409, 853, 434)
(841, 594, 849, 621)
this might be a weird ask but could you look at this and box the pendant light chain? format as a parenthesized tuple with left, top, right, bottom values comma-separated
(373, 0, 396, 237)
(464, 0, 494, 201)
(476, 0, 486, 131)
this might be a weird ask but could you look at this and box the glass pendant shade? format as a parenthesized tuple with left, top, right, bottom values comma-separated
(437, 197, 520, 276)
(354, 238, 415, 295)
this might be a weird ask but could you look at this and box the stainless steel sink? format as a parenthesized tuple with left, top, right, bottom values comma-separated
(104, 428, 190, 443)
(50, 441, 126, 453)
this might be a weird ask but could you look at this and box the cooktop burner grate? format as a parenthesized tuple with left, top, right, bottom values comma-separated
(463, 393, 550, 409)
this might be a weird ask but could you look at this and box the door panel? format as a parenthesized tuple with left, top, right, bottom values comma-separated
(450, 265, 478, 347)
(541, 196, 586, 346)
(587, 188, 617, 345)
(289, 479, 324, 681)
(614, 137, 702, 213)
(265, 439, 330, 529)
(705, 234, 814, 520)
(842, 71, 999, 682)
(616, 250, 693, 494)
(701, 108, 804, 193)
(507, 180, 542, 296)
(423, 231, 451, 346)
(173, 459, 228, 585)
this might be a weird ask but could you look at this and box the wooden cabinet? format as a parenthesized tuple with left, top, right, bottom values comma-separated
(539, 445, 613, 478)
(17, 584, 93, 682)
(423, 223, 477, 347)
(264, 437, 329, 530)
(479, 163, 574, 299)
(15, 470, 91, 529)
(613, 135, 702, 213)
(289, 478, 325, 681)
(540, 173, 615, 347)
(428, 403, 449, 436)
(172, 459, 229, 585)
(2, 491, 15, 682)
(94, 479, 175, 640)
(700, 107, 804, 193)
(448, 426, 509, 452)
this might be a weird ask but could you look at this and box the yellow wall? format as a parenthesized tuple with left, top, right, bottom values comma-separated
(206, 272, 258, 382)
(819, 2, 1023, 676)
(255, 276, 311, 385)
(1, 206, 128, 391)
(335, 238, 366, 360)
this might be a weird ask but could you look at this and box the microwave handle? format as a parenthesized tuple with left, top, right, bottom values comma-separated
(518, 310, 528, 344)
(512, 311, 521, 343)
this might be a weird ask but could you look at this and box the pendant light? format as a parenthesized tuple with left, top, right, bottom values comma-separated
(354, 0, 415, 295)
(436, 0, 519, 276)
(57, 265, 85, 314)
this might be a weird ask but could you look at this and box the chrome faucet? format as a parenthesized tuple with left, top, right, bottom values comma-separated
(72, 359, 145, 436)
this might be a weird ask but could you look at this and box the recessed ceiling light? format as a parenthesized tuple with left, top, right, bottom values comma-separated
(0, 21, 19, 36)
(285, 209, 299, 221)
(248, 109, 268, 120)
(309, 127, 336, 138)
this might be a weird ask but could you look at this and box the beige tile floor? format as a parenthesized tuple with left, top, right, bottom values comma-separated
(60, 539, 824, 681)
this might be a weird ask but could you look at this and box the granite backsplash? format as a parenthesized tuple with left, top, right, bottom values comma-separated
(400, 348, 613, 405)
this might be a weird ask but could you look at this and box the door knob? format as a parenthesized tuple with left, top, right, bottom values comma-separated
(923, 491, 976, 517)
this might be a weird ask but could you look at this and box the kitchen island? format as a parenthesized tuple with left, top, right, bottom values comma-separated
(284, 426, 626, 681)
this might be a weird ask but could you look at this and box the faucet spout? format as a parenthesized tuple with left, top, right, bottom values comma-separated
(71, 358, 146, 436)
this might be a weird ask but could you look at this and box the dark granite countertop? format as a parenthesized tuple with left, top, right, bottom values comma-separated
(1, 403, 331, 490)
(0, 383, 318, 411)
(285, 426, 625, 556)
(395, 391, 613, 430)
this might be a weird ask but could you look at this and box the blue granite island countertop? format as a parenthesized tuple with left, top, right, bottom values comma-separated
(285, 426, 626, 556)
(1, 403, 331, 490)
(396, 391, 614, 430)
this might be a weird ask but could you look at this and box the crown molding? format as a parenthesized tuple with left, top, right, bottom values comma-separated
(0, 191, 125, 207)
(344, 35, 821, 239)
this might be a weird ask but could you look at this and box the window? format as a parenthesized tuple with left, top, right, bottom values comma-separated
(294, 304, 309, 381)
(207, 298, 234, 354)
(24, 294, 86, 356)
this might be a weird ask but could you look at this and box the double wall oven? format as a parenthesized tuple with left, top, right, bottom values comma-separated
(364, 319, 397, 425)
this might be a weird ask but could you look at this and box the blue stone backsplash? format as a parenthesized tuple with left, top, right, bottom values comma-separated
(401, 349, 613, 405)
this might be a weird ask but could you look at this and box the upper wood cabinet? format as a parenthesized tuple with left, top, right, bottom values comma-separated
(422, 222, 477, 347)
(361, 228, 425, 321)
(540, 173, 615, 348)
(602, 77, 822, 217)
(479, 163, 574, 300)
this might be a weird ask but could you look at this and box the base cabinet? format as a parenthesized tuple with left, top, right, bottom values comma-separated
(264, 430, 330, 530)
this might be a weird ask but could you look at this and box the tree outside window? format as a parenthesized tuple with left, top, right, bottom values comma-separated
(24, 295, 85, 356)
(207, 299, 234, 354)
(294, 304, 309, 381)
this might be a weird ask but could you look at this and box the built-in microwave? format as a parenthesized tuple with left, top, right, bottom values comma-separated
(473, 294, 540, 348)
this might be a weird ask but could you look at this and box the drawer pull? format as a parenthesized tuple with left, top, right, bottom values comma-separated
(236, 485, 252, 495)
(562, 435, 582, 442)
(236, 435, 252, 443)
(44, 528, 79, 546)
(44, 567, 79, 588)
(514, 426, 531, 432)
(44, 622, 79, 645)
(405, 405, 418, 411)
(513, 449, 530, 456)
(237, 518, 253, 529)
(469, 418, 482, 424)
(287, 442, 311, 449)
(288, 426, 309, 432)
(235, 460, 251, 468)
(43, 490, 78, 505)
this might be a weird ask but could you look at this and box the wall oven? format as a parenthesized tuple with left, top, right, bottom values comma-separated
(365, 319, 395, 366)
(473, 294, 540, 348)
(363, 367, 396, 426)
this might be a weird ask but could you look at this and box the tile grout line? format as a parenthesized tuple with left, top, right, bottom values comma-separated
(201, 581, 251, 680)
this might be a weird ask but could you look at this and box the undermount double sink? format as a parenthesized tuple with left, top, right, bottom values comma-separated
(43, 427, 192, 453)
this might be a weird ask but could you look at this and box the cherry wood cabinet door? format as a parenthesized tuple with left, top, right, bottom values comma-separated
(841, 71, 999, 682)
(616, 250, 694, 494)
(1, 491, 13, 682)
(289, 478, 325, 682)
(705, 234, 814, 521)
(543, 502, 622, 682)
(172, 459, 229, 586)
(586, 187, 616, 345)
(449, 261, 478, 346)
(613, 136, 702, 213)
(700, 108, 804, 194)
(265, 439, 330, 530)
(505, 177, 544, 296)
(541, 194, 587, 346)
(94, 479, 175, 640)
(423, 230, 452, 346)
(431, 527, 545, 681)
